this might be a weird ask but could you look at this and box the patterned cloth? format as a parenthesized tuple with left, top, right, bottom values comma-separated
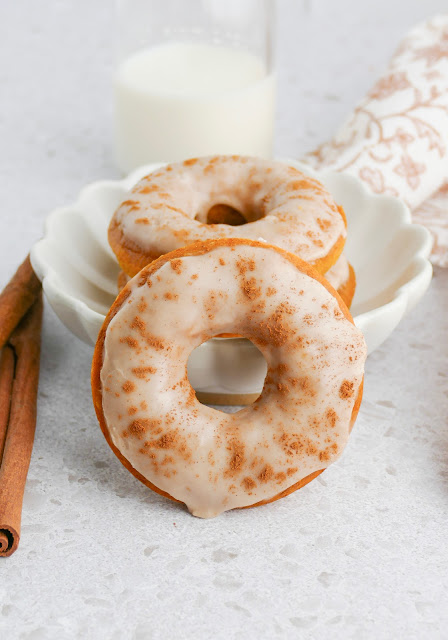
(303, 14, 448, 267)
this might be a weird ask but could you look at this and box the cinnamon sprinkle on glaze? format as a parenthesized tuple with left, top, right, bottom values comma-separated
(119, 336, 139, 349)
(258, 464, 275, 483)
(317, 217, 331, 231)
(319, 443, 338, 462)
(132, 366, 156, 379)
(129, 316, 165, 351)
(257, 302, 296, 348)
(170, 259, 183, 274)
(122, 199, 140, 211)
(241, 277, 262, 300)
(236, 257, 256, 275)
(138, 299, 147, 313)
(225, 439, 246, 478)
(339, 380, 355, 399)
(241, 477, 257, 493)
(137, 272, 150, 287)
(138, 184, 160, 194)
(130, 316, 146, 333)
(326, 408, 338, 427)
(123, 418, 161, 440)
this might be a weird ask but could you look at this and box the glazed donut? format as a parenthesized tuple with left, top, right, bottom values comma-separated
(109, 156, 347, 277)
(325, 254, 356, 308)
(92, 238, 366, 518)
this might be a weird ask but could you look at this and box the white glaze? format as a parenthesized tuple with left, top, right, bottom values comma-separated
(99, 242, 366, 518)
(325, 253, 350, 290)
(111, 156, 346, 268)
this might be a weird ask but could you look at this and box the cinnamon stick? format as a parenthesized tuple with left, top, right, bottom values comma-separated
(0, 346, 15, 463)
(0, 293, 43, 556)
(0, 255, 41, 351)
(0, 347, 15, 556)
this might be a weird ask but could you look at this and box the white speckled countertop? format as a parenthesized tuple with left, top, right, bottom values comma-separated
(1, 1, 448, 638)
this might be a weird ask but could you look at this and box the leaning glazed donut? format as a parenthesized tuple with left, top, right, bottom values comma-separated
(325, 254, 356, 308)
(92, 239, 366, 518)
(109, 156, 347, 277)
(93, 240, 365, 516)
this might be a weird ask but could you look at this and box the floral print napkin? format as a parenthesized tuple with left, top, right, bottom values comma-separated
(303, 14, 448, 266)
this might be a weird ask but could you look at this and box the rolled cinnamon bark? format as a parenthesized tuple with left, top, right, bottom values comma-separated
(0, 293, 43, 557)
(0, 255, 41, 351)
(0, 346, 15, 463)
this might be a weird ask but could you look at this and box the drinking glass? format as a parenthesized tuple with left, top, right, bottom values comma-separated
(115, 0, 276, 172)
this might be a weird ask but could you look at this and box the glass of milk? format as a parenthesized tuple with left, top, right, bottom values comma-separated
(114, 0, 276, 172)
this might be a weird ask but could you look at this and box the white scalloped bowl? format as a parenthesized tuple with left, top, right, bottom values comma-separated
(31, 160, 433, 398)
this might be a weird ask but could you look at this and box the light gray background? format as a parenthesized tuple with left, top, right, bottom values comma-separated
(1, 1, 448, 639)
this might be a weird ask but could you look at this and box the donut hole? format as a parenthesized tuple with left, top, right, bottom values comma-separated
(187, 337, 267, 411)
(203, 204, 247, 226)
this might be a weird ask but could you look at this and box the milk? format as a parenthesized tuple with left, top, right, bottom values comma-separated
(114, 42, 275, 172)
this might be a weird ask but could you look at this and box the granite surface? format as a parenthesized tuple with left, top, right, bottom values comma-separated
(1, 1, 448, 638)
